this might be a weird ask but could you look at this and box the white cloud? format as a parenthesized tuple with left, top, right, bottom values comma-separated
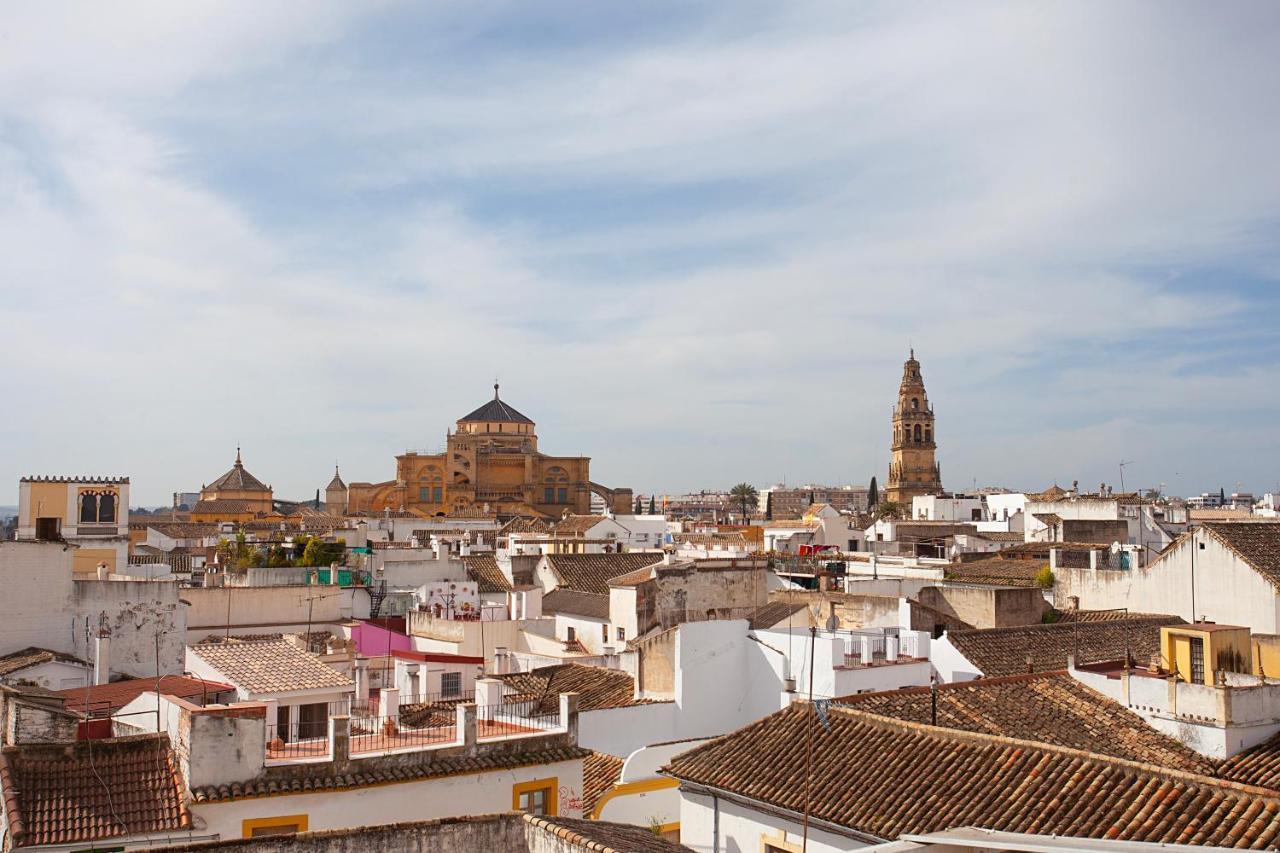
(1, 1, 1278, 503)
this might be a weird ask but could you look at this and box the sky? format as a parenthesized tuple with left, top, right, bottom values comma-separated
(2, 2, 1279, 507)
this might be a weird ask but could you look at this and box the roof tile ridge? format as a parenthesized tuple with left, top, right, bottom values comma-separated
(0, 749, 24, 846)
(831, 706, 1280, 798)
(949, 615, 1180, 638)
(839, 670, 1066, 701)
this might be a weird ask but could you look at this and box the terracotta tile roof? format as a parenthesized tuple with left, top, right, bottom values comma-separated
(1201, 522, 1280, 590)
(673, 532, 747, 545)
(582, 751, 625, 816)
(191, 499, 262, 516)
(130, 521, 219, 539)
(1056, 608, 1181, 623)
(606, 564, 658, 588)
(747, 600, 809, 630)
(545, 553, 665, 595)
(892, 522, 979, 539)
(497, 664, 653, 714)
(0, 734, 189, 847)
(944, 557, 1046, 587)
(523, 814, 693, 852)
(945, 617, 1184, 676)
(991, 541, 1070, 558)
(552, 515, 612, 536)
(462, 554, 512, 593)
(57, 676, 235, 718)
(1219, 730, 1280, 790)
(664, 704, 1280, 847)
(542, 589, 610, 620)
(837, 671, 1214, 774)
(188, 640, 352, 695)
(192, 745, 590, 803)
(971, 530, 1026, 542)
(1191, 508, 1255, 520)
(501, 517, 552, 535)
(1033, 484, 1069, 500)
(0, 647, 86, 677)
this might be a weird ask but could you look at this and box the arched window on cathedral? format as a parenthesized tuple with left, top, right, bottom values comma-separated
(924, 427, 932, 443)
(913, 424, 922, 443)
(911, 398, 919, 411)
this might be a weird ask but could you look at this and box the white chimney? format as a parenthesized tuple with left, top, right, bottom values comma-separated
(380, 686, 400, 723)
(860, 635, 873, 665)
(494, 646, 509, 674)
(354, 658, 369, 703)
(476, 676, 505, 708)
(886, 635, 900, 661)
(96, 562, 109, 580)
(93, 630, 111, 686)
(406, 664, 422, 703)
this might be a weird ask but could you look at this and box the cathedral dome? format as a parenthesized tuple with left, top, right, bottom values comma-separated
(458, 384, 534, 425)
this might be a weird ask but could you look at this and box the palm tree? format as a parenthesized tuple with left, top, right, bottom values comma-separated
(728, 482, 759, 521)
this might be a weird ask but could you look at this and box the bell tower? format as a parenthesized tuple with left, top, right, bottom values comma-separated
(886, 349, 942, 506)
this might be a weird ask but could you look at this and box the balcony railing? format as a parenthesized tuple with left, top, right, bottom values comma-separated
(476, 699, 561, 740)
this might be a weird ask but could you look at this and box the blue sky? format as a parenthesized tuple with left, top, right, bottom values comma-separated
(2, 2, 1279, 506)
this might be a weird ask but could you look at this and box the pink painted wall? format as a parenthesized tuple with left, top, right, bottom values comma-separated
(352, 619, 412, 657)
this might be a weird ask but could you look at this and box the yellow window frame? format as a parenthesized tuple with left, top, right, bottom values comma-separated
(512, 776, 558, 816)
(242, 814, 309, 838)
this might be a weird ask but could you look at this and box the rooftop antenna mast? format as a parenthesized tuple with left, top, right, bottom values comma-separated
(1118, 460, 1134, 494)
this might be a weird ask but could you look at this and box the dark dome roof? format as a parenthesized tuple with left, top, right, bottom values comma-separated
(459, 384, 534, 425)
(207, 449, 269, 492)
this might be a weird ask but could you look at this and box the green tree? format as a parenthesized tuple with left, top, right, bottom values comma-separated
(301, 538, 327, 567)
(634, 495, 643, 514)
(868, 476, 879, 508)
(728, 482, 759, 521)
(648, 495, 656, 514)
(1035, 565, 1055, 589)
(873, 500, 903, 521)
(764, 491, 773, 521)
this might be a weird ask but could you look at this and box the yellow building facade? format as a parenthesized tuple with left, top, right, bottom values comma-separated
(17, 475, 130, 573)
(345, 386, 632, 520)
(886, 350, 943, 506)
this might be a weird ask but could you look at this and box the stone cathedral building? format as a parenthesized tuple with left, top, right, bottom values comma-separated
(337, 385, 633, 520)
(886, 350, 943, 505)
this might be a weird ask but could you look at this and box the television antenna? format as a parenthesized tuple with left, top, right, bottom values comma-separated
(1118, 460, 1134, 493)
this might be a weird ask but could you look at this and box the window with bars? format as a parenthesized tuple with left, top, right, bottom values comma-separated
(441, 671, 462, 697)
(1190, 637, 1205, 684)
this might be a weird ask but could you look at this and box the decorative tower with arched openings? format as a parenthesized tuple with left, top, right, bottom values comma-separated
(886, 349, 943, 506)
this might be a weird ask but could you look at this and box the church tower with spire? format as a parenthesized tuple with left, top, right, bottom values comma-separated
(886, 350, 942, 506)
